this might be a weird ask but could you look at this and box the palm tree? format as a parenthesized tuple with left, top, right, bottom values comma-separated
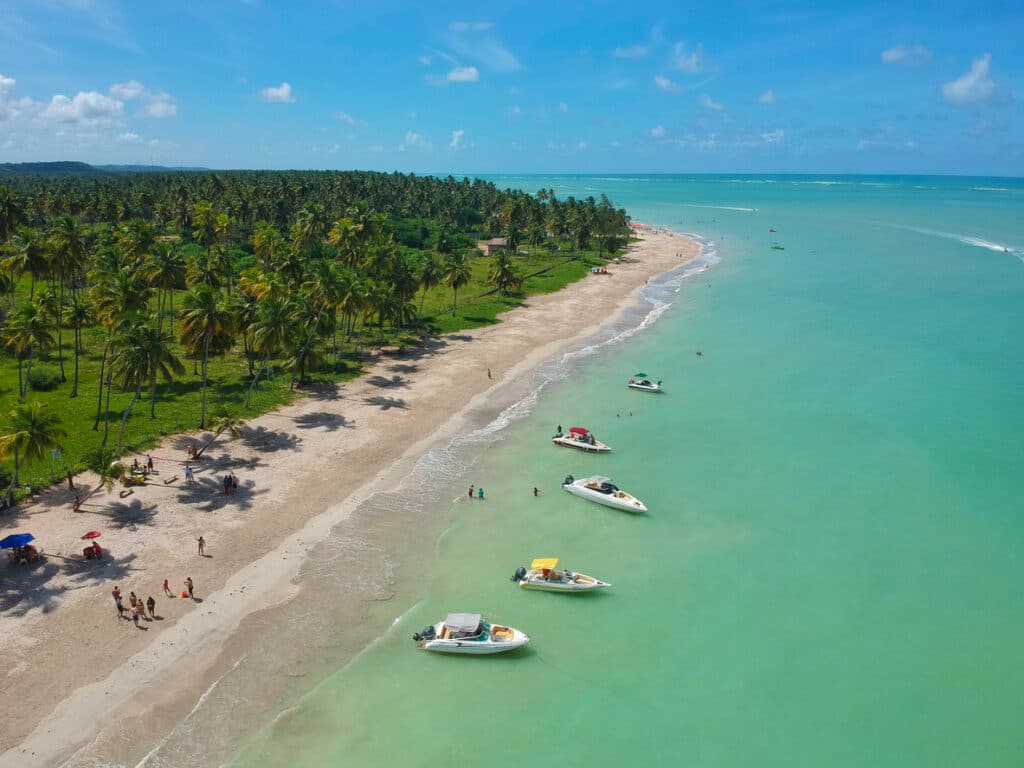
(179, 285, 234, 428)
(417, 252, 444, 323)
(0, 401, 66, 509)
(142, 240, 185, 334)
(2, 226, 50, 299)
(0, 185, 26, 244)
(49, 215, 89, 382)
(489, 251, 522, 295)
(443, 250, 473, 316)
(77, 445, 126, 506)
(66, 293, 91, 397)
(3, 301, 56, 398)
(246, 296, 291, 406)
(194, 407, 244, 458)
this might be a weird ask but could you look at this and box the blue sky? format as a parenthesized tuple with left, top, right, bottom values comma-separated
(1, 0, 1022, 175)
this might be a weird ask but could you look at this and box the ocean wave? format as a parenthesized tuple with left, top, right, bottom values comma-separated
(679, 203, 757, 212)
(723, 179, 776, 184)
(871, 221, 1020, 259)
(792, 180, 847, 186)
(970, 186, 1016, 193)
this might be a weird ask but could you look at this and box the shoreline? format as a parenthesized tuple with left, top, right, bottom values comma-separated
(0, 228, 702, 768)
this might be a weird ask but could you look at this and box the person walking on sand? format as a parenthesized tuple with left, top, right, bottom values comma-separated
(129, 591, 138, 610)
(163, 578, 172, 597)
(468, 484, 474, 500)
(146, 454, 154, 472)
(146, 595, 156, 619)
(112, 586, 124, 619)
(184, 464, 194, 484)
(231, 474, 238, 494)
(487, 368, 492, 380)
(185, 577, 194, 599)
(197, 536, 206, 556)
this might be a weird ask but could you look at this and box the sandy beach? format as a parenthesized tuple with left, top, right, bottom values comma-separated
(0, 229, 701, 768)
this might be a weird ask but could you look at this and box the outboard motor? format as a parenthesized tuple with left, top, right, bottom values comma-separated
(412, 625, 436, 642)
(511, 566, 527, 582)
(563, 475, 574, 486)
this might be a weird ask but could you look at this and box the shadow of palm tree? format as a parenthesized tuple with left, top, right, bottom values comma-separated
(389, 363, 419, 374)
(101, 499, 158, 530)
(363, 396, 408, 410)
(241, 425, 303, 453)
(292, 412, 354, 431)
(366, 375, 409, 389)
(0, 551, 141, 617)
(446, 334, 474, 342)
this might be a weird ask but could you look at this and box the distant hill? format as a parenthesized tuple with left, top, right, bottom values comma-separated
(0, 161, 210, 177)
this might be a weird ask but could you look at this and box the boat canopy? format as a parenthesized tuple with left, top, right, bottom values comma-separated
(588, 476, 612, 484)
(531, 557, 559, 571)
(444, 613, 482, 633)
(568, 427, 590, 436)
(633, 372, 649, 378)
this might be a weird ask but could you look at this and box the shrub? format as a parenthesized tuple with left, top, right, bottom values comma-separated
(28, 366, 62, 391)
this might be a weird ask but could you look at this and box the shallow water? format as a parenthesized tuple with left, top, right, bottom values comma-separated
(234, 176, 1024, 767)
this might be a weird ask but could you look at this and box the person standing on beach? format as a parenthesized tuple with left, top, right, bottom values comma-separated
(185, 577, 194, 599)
(468, 485, 474, 499)
(146, 595, 156, 619)
(184, 464, 194, 484)
(197, 536, 206, 556)
(231, 474, 238, 494)
(146, 454, 154, 472)
(163, 579, 172, 597)
(112, 586, 124, 619)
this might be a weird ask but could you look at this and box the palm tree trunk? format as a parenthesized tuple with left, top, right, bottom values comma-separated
(93, 336, 111, 430)
(148, 367, 158, 418)
(57, 273, 67, 382)
(70, 322, 80, 397)
(101, 373, 114, 447)
(16, 356, 23, 400)
(2, 449, 18, 509)
(246, 350, 271, 407)
(23, 346, 35, 398)
(116, 382, 142, 454)
(291, 305, 326, 389)
(195, 427, 224, 459)
(199, 332, 211, 428)
(452, 286, 458, 315)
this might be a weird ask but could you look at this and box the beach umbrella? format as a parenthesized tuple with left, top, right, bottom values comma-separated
(0, 532, 35, 549)
(81, 531, 102, 540)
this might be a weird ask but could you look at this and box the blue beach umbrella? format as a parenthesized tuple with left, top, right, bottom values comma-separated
(0, 533, 35, 549)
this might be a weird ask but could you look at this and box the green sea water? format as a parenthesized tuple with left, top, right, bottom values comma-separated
(235, 176, 1024, 767)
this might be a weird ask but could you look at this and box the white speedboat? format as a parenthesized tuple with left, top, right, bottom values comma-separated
(413, 613, 530, 655)
(511, 558, 611, 592)
(552, 426, 611, 453)
(628, 372, 663, 392)
(562, 475, 648, 513)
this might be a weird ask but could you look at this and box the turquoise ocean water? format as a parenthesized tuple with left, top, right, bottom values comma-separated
(235, 176, 1024, 767)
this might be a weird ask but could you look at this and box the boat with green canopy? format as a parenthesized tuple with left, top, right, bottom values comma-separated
(627, 373, 663, 392)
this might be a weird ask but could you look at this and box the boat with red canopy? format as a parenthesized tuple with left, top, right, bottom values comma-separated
(552, 426, 611, 453)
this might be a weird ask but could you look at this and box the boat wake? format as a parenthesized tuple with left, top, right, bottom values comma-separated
(679, 203, 756, 212)
(869, 221, 1021, 264)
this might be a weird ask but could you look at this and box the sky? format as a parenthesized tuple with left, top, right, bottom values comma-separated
(0, 0, 1022, 175)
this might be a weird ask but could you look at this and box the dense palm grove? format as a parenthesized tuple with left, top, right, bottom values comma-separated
(0, 171, 631, 506)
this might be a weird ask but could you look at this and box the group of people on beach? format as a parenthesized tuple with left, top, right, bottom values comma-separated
(112, 586, 157, 629)
(223, 474, 239, 494)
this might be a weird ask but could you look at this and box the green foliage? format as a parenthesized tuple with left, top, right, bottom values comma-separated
(27, 366, 61, 391)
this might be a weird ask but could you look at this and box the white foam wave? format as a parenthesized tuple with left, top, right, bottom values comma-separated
(792, 180, 846, 185)
(723, 179, 776, 184)
(970, 186, 1014, 192)
(679, 203, 757, 212)
(869, 221, 1021, 261)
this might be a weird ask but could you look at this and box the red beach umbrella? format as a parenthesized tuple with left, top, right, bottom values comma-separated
(81, 531, 102, 540)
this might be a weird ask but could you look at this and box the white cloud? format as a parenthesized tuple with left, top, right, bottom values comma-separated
(40, 91, 123, 126)
(446, 66, 479, 83)
(449, 128, 464, 149)
(942, 53, 994, 106)
(654, 75, 681, 94)
(612, 44, 648, 59)
(672, 42, 703, 74)
(447, 27, 520, 72)
(700, 94, 724, 112)
(651, 124, 665, 138)
(336, 111, 366, 127)
(0, 74, 36, 121)
(140, 92, 176, 118)
(110, 80, 145, 100)
(559, 101, 569, 113)
(761, 129, 784, 144)
(399, 130, 431, 151)
(881, 44, 932, 66)
(116, 132, 142, 144)
(260, 82, 295, 103)
(451, 21, 493, 32)
(417, 55, 432, 65)
(758, 89, 776, 104)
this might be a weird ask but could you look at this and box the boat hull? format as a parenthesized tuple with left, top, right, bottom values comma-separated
(627, 383, 662, 392)
(519, 573, 611, 592)
(563, 482, 648, 512)
(552, 437, 611, 452)
(419, 622, 530, 654)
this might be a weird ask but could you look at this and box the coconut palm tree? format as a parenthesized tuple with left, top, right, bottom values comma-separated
(489, 251, 522, 295)
(77, 445, 126, 506)
(49, 215, 89, 382)
(0, 185, 26, 244)
(0, 401, 66, 509)
(66, 293, 91, 397)
(179, 285, 234, 428)
(443, 250, 472, 316)
(3, 301, 56, 398)
(417, 252, 444, 323)
(194, 407, 244, 458)
(246, 296, 291, 406)
(142, 240, 185, 334)
(2, 226, 50, 299)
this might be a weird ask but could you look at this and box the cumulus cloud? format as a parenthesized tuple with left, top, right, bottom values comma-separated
(40, 91, 123, 126)
(700, 94, 724, 112)
(116, 132, 142, 144)
(942, 54, 994, 106)
(451, 21, 493, 32)
(758, 89, 776, 104)
(612, 44, 648, 59)
(881, 44, 932, 66)
(446, 66, 480, 83)
(672, 42, 703, 73)
(449, 128, 464, 149)
(400, 130, 431, 151)
(110, 80, 146, 100)
(260, 82, 296, 103)
(654, 75, 681, 94)
(761, 129, 784, 144)
(109, 81, 177, 118)
(336, 111, 366, 126)
(140, 93, 176, 118)
(0, 74, 36, 121)
(651, 125, 665, 138)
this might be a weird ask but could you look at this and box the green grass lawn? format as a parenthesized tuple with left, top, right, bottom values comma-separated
(0, 243, 615, 499)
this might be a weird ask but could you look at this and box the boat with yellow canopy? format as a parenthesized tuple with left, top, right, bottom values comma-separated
(510, 557, 612, 592)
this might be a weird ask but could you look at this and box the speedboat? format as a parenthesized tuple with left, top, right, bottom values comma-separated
(412, 613, 530, 655)
(562, 475, 648, 513)
(627, 373, 662, 392)
(511, 558, 611, 592)
(552, 426, 611, 453)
